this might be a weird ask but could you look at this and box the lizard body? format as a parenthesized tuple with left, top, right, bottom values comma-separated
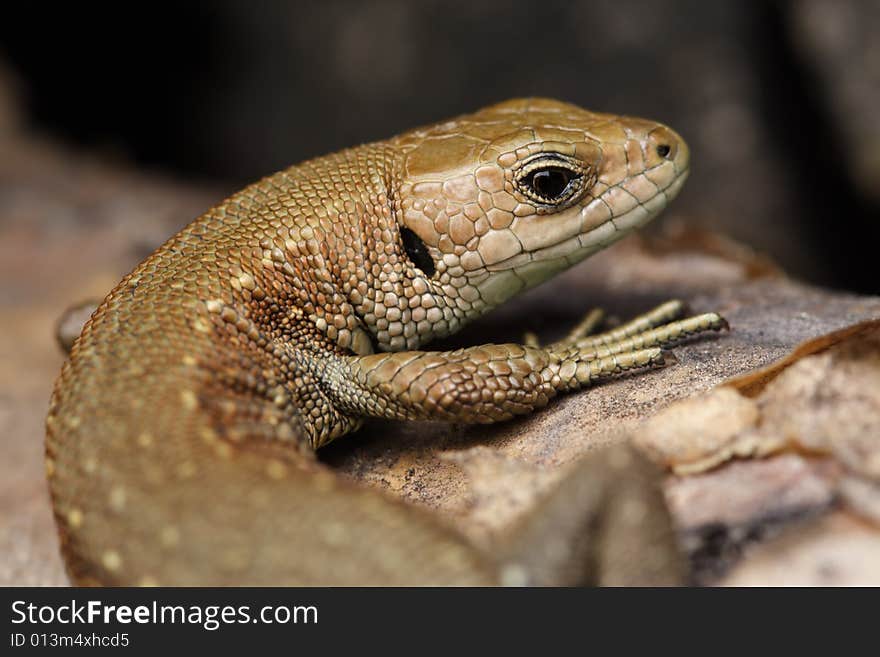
(46, 98, 724, 585)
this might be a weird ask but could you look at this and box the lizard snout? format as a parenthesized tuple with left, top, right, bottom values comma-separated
(646, 124, 690, 175)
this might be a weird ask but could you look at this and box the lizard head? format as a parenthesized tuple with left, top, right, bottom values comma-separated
(391, 98, 689, 325)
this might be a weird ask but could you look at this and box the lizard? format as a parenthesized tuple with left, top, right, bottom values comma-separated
(45, 98, 727, 586)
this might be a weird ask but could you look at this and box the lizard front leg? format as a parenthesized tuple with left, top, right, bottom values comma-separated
(318, 305, 726, 426)
(319, 343, 661, 425)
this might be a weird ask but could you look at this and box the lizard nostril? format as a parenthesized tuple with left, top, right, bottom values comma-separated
(647, 125, 682, 163)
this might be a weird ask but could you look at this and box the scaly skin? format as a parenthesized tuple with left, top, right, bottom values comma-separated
(46, 98, 725, 585)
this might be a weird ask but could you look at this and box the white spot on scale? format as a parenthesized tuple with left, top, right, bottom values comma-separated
(101, 550, 122, 572)
(499, 563, 530, 587)
(109, 487, 127, 512)
(67, 508, 84, 529)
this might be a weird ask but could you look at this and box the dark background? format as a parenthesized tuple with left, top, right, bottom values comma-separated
(1, 0, 878, 292)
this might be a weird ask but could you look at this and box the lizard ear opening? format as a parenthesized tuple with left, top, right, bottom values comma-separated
(400, 227, 436, 277)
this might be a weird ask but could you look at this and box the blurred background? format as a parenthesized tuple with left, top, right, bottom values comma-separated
(1, 0, 878, 292)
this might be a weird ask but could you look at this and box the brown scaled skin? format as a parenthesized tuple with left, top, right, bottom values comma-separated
(46, 98, 724, 585)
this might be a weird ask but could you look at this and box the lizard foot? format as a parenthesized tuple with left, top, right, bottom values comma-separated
(527, 300, 728, 386)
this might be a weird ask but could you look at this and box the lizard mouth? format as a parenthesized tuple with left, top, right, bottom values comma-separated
(486, 166, 689, 274)
(471, 166, 689, 308)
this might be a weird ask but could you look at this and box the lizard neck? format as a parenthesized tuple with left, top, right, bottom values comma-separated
(243, 145, 487, 355)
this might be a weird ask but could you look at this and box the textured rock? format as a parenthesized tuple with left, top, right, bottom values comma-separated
(637, 320, 880, 583)
(722, 513, 880, 586)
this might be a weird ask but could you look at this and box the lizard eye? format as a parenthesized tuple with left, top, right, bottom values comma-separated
(515, 156, 586, 206)
(526, 167, 575, 199)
